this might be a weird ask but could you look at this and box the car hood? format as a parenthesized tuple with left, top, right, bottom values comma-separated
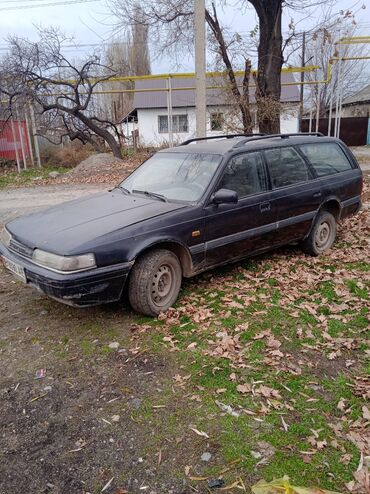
(7, 190, 186, 254)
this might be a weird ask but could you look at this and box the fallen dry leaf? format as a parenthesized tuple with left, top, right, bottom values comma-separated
(236, 383, 252, 394)
(362, 405, 370, 420)
(189, 427, 209, 438)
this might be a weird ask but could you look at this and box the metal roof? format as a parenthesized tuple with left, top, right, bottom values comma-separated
(133, 72, 300, 109)
(341, 84, 370, 106)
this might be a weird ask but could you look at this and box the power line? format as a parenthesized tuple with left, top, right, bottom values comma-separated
(0, 40, 156, 51)
(0, 0, 86, 3)
(0, 0, 100, 11)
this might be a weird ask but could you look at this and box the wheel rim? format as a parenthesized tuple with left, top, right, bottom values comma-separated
(151, 263, 176, 307)
(315, 221, 331, 250)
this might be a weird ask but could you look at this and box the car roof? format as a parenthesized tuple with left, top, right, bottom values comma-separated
(157, 138, 241, 155)
(158, 135, 343, 156)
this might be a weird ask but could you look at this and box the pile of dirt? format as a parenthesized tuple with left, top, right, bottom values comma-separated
(40, 151, 151, 186)
(68, 153, 122, 176)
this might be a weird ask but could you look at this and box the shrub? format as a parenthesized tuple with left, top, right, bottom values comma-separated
(41, 142, 96, 168)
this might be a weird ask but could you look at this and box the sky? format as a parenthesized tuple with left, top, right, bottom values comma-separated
(0, 0, 369, 73)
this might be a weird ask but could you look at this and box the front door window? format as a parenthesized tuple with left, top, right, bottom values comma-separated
(218, 151, 268, 198)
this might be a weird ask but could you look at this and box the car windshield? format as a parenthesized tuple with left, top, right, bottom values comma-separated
(120, 152, 222, 202)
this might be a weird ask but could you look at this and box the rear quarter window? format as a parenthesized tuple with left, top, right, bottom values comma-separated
(299, 143, 353, 177)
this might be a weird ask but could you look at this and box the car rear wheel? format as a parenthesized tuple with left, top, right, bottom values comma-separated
(128, 249, 182, 316)
(301, 211, 337, 256)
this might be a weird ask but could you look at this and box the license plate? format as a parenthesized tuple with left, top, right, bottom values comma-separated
(2, 256, 27, 283)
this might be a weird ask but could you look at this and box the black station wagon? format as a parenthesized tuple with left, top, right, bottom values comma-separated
(0, 133, 363, 316)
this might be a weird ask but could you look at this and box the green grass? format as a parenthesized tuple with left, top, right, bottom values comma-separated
(136, 245, 369, 492)
(346, 279, 369, 300)
(0, 166, 67, 188)
(345, 262, 370, 272)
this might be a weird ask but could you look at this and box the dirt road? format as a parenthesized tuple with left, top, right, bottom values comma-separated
(0, 184, 106, 226)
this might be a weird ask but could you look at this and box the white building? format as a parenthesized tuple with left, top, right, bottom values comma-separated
(129, 73, 300, 147)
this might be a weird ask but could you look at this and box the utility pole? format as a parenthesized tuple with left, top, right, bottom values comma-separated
(25, 110, 35, 167)
(299, 31, 306, 132)
(29, 103, 41, 168)
(194, 0, 206, 137)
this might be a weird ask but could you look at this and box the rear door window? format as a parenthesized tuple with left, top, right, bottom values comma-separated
(264, 147, 312, 188)
(299, 143, 353, 176)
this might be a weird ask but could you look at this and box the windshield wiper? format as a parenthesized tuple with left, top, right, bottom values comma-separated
(132, 189, 167, 202)
(118, 185, 131, 195)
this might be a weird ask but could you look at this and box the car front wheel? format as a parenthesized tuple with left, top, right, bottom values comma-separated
(301, 211, 337, 256)
(128, 249, 182, 316)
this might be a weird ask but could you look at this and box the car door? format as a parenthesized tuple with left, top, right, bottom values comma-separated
(263, 145, 322, 245)
(204, 150, 278, 268)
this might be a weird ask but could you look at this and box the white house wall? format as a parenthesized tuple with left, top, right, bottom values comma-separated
(280, 107, 299, 133)
(137, 107, 197, 147)
(137, 104, 299, 147)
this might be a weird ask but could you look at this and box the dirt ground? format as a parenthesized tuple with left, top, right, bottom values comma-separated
(0, 179, 232, 494)
(0, 184, 105, 225)
(0, 152, 369, 494)
(0, 279, 199, 494)
(39, 151, 150, 187)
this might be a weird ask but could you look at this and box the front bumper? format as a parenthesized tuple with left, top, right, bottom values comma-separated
(0, 242, 133, 307)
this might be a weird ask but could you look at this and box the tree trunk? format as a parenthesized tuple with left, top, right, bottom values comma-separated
(241, 59, 253, 133)
(250, 0, 284, 134)
(77, 111, 123, 159)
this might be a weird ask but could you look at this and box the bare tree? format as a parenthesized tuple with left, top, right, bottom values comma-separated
(110, 0, 254, 133)
(130, 8, 151, 76)
(0, 27, 124, 158)
(206, 4, 253, 133)
(104, 14, 151, 123)
(303, 18, 368, 117)
(229, 0, 336, 133)
(109, 0, 331, 134)
(104, 39, 134, 123)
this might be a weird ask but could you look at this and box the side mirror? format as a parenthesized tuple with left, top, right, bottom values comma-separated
(211, 188, 238, 205)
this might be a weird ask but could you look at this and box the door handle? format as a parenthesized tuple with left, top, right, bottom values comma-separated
(313, 192, 322, 198)
(260, 201, 271, 213)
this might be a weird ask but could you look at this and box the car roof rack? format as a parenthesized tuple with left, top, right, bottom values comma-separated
(180, 133, 266, 146)
(232, 132, 324, 148)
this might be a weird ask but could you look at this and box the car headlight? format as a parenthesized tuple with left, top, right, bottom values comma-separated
(0, 227, 12, 248)
(32, 249, 96, 273)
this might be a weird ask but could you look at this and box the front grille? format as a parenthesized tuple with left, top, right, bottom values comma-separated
(9, 238, 33, 259)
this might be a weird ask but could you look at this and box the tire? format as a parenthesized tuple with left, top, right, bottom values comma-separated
(301, 211, 337, 256)
(128, 249, 182, 316)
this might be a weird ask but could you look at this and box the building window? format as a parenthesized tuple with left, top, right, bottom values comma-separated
(158, 114, 188, 133)
(158, 115, 168, 133)
(210, 112, 224, 131)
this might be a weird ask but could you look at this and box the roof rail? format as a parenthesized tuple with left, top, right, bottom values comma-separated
(233, 132, 324, 148)
(180, 133, 266, 146)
